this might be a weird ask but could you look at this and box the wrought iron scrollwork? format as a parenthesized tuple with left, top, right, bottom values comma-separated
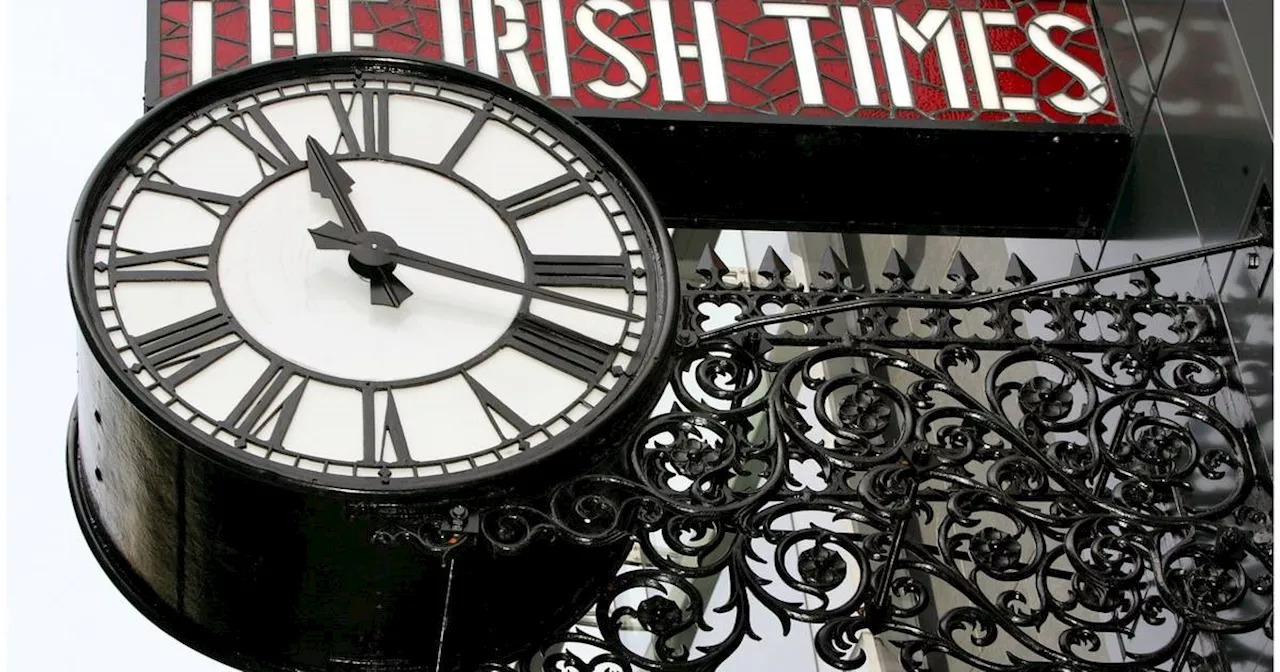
(381, 242, 1271, 672)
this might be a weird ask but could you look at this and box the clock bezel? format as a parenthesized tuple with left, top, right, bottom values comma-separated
(68, 53, 679, 495)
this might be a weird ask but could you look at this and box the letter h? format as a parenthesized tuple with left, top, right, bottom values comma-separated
(649, 0, 728, 104)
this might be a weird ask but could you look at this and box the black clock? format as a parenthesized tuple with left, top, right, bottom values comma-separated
(67, 53, 677, 671)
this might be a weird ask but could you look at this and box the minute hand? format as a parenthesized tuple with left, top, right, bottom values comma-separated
(390, 248, 639, 322)
(305, 136, 367, 234)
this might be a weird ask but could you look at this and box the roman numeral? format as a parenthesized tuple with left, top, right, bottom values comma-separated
(112, 245, 211, 282)
(462, 372, 532, 440)
(134, 309, 240, 386)
(364, 87, 391, 156)
(363, 388, 412, 464)
(501, 174, 591, 220)
(224, 363, 307, 448)
(438, 108, 490, 171)
(508, 314, 612, 381)
(139, 178, 237, 216)
(325, 87, 392, 156)
(328, 91, 362, 155)
(531, 255, 630, 289)
(217, 106, 299, 172)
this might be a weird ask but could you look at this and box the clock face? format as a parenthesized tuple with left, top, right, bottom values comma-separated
(71, 56, 675, 489)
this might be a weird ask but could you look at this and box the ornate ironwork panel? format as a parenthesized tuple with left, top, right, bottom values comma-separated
(375, 245, 1271, 672)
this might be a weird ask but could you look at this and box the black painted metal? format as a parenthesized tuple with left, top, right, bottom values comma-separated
(693, 232, 1270, 345)
(580, 113, 1132, 238)
(69, 374, 630, 671)
(410, 242, 1271, 672)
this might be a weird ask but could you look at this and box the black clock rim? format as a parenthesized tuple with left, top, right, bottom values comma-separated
(67, 52, 680, 496)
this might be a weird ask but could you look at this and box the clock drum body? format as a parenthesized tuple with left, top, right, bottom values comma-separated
(70, 359, 631, 671)
(67, 54, 678, 671)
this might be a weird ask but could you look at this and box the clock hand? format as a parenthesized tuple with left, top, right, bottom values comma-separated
(310, 221, 415, 307)
(368, 268, 414, 308)
(305, 138, 412, 307)
(310, 221, 358, 249)
(391, 247, 640, 322)
(308, 223, 639, 322)
(305, 136, 366, 233)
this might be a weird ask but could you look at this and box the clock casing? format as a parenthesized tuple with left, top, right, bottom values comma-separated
(67, 53, 677, 671)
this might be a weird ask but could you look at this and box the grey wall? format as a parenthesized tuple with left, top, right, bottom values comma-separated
(1094, 0, 1273, 478)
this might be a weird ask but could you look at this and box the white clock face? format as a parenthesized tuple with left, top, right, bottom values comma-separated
(76, 66, 672, 485)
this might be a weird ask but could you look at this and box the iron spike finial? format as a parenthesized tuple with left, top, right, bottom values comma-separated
(882, 249, 915, 283)
(818, 246, 851, 288)
(1005, 253, 1037, 286)
(947, 250, 980, 289)
(1070, 252, 1094, 276)
(1068, 252, 1097, 294)
(1129, 253, 1161, 293)
(758, 246, 792, 282)
(696, 244, 730, 281)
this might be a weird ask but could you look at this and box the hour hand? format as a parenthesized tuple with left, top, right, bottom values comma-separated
(369, 270, 414, 308)
(309, 221, 356, 250)
(308, 222, 415, 307)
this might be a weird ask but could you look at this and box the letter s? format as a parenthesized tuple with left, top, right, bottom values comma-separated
(1027, 13, 1110, 115)
(576, 0, 648, 100)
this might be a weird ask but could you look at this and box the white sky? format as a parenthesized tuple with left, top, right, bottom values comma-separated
(6, 2, 234, 669)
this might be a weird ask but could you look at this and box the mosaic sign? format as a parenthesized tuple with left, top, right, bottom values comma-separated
(147, 0, 1132, 235)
